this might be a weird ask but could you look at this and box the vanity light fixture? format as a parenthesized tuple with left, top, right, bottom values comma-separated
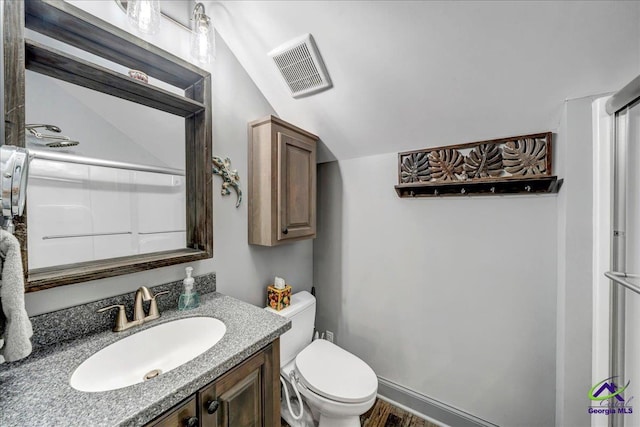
(190, 3, 215, 64)
(115, 1, 215, 65)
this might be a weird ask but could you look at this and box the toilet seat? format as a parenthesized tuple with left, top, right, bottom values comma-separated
(294, 339, 378, 404)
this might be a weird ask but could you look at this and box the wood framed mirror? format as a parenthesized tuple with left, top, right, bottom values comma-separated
(3, 0, 213, 291)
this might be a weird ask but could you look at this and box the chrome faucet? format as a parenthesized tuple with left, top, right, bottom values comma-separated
(98, 286, 170, 332)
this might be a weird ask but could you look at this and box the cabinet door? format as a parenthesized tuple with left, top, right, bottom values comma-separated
(200, 351, 265, 427)
(277, 131, 316, 242)
(220, 369, 262, 426)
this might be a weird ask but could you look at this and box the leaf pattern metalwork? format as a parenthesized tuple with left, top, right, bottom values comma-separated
(400, 152, 431, 183)
(463, 144, 503, 178)
(503, 138, 547, 176)
(428, 149, 464, 181)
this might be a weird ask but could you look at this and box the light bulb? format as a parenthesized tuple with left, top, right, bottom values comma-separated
(190, 4, 215, 64)
(127, 0, 161, 35)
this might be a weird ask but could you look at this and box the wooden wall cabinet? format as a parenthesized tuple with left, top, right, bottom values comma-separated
(145, 340, 280, 427)
(248, 116, 318, 246)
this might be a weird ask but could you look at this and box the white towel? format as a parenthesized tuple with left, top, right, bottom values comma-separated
(0, 229, 33, 363)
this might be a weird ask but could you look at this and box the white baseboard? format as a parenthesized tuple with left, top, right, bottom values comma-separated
(376, 377, 498, 427)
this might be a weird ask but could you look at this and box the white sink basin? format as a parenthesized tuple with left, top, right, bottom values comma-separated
(70, 317, 226, 392)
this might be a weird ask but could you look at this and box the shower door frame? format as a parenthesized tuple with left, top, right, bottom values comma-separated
(605, 75, 640, 427)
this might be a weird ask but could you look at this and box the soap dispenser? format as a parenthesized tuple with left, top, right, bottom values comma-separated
(178, 266, 200, 310)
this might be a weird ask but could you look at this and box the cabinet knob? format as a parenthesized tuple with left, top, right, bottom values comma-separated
(184, 416, 198, 427)
(207, 400, 220, 414)
(282, 228, 289, 235)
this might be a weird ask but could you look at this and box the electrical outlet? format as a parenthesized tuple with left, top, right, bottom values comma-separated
(325, 330, 334, 343)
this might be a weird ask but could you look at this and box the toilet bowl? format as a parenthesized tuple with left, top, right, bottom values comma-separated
(267, 291, 377, 427)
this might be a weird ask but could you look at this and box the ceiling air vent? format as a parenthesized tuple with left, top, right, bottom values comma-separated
(269, 34, 332, 98)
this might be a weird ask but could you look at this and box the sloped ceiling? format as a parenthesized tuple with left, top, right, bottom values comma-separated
(210, 1, 640, 162)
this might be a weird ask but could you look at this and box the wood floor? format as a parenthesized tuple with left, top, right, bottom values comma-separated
(360, 399, 441, 427)
(281, 398, 441, 427)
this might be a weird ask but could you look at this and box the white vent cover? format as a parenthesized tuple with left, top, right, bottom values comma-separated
(269, 34, 332, 98)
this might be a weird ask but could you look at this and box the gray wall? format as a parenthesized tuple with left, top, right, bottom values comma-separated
(314, 154, 558, 427)
(24, 34, 313, 315)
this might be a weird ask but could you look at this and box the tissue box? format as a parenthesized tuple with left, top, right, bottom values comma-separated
(267, 285, 292, 311)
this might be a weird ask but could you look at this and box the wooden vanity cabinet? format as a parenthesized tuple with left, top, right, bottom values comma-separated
(249, 116, 318, 246)
(144, 340, 280, 427)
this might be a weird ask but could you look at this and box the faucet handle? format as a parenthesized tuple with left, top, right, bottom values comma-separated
(97, 304, 128, 332)
(146, 290, 170, 320)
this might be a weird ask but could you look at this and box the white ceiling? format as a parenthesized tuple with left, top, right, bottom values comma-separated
(210, 1, 640, 162)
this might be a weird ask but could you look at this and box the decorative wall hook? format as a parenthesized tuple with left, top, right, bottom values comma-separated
(212, 156, 242, 208)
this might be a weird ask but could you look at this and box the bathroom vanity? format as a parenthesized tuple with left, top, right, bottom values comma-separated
(0, 286, 289, 426)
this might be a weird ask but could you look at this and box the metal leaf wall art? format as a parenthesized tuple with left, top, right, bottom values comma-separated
(503, 138, 547, 176)
(400, 152, 430, 183)
(428, 149, 464, 182)
(464, 144, 503, 178)
(395, 132, 560, 197)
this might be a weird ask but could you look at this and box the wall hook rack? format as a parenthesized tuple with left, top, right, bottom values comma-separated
(395, 132, 563, 198)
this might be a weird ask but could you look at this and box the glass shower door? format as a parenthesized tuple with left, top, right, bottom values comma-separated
(610, 100, 640, 427)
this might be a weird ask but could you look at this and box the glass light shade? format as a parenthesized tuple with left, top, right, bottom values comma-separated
(190, 15, 215, 64)
(126, 0, 161, 35)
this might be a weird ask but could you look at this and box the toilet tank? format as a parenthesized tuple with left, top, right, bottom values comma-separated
(265, 291, 315, 367)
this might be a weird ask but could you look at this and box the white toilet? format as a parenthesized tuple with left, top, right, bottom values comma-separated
(267, 291, 378, 427)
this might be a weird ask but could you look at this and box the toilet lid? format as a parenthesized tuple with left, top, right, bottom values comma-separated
(294, 339, 378, 404)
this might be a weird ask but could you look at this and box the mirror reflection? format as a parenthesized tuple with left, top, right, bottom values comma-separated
(25, 70, 187, 270)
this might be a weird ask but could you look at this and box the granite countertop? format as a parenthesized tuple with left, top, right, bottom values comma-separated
(0, 292, 290, 426)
